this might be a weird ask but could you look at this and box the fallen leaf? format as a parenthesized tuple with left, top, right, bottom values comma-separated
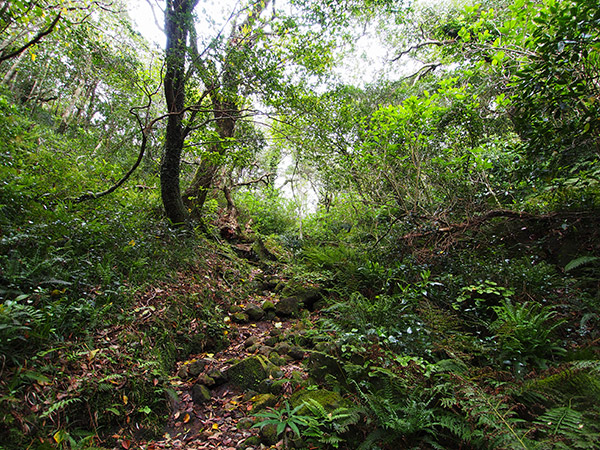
(183, 413, 190, 423)
(212, 423, 219, 430)
(123, 395, 128, 405)
(121, 439, 131, 449)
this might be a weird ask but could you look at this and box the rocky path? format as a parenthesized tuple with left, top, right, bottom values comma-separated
(140, 290, 315, 450)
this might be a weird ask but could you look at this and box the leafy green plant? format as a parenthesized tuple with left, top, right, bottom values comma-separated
(252, 401, 311, 447)
(491, 299, 566, 371)
(301, 399, 361, 448)
(454, 280, 515, 312)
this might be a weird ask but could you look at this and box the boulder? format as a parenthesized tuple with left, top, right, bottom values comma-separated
(245, 304, 265, 321)
(226, 355, 279, 391)
(191, 384, 211, 404)
(275, 296, 303, 317)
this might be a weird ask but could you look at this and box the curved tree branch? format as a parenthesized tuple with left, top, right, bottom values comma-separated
(0, 12, 62, 63)
(73, 95, 160, 203)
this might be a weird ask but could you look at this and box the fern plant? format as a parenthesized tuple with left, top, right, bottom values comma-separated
(301, 399, 361, 449)
(491, 299, 566, 371)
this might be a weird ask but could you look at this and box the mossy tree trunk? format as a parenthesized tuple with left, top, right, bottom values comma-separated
(161, 0, 198, 225)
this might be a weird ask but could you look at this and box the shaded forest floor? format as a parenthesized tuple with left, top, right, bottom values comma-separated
(3, 211, 600, 450)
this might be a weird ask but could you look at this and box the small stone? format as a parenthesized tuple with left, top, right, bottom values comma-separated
(262, 300, 276, 311)
(245, 304, 265, 321)
(232, 312, 249, 323)
(191, 384, 211, 404)
(288, 346, 305, 360)
(275, 342, 291, 355)
(197, 374, 215, 386)
(244, 336, 259, 348)
(269, 328, 283, 337)
(247, 343, 259, 353)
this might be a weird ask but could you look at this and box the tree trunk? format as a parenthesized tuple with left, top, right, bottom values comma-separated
(183, 99, 237, 213)
(161, 0, 198, 225)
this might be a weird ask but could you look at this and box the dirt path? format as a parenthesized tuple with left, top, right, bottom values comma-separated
(140, 306, 309, 450)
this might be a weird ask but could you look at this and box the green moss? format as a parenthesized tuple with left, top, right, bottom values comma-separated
(226, 355, 279, 391)
(289, 388, 352, 415)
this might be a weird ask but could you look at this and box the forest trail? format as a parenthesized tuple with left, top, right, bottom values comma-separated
(139, 264, 315, 450)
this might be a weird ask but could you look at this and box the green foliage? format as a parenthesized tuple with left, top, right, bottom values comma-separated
(236, 188, 297, 235)
(565, 256, 600, 273)
(300, 399, 361, 449)
(491, 299, 566, 371)
(252, 401, 309, 443)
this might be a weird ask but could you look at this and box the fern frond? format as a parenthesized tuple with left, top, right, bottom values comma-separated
(565, 256, 599, 272)
(41, 397, 81, 418)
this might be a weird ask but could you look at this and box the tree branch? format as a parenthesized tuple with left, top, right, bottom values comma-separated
(391, 39, 455, 62)
(0, 12, 62, 63)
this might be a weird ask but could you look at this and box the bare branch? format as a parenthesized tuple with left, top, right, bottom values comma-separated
(391, 39, 455, 62)
(0, 12, 61, 63)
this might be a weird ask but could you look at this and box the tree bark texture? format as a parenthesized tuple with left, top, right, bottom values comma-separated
(183, 99, 237, 212)
(161, 0, 198, 225)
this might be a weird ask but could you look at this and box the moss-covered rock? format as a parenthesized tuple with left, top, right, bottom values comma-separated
(191, 384, 211, 404)
(206, 368, 227, 385)
(275, 342, 291, 355)
(289, 388, 352, 414)
(243, 435, 262, 446)
(250, 393, 278, 412)
(231, 312, 249, 323)
(306, 351, 346, 385)
(275, 297, 303, 317)
(237, 417, 256, 430)
(262, 299, 276, 311)
(244, 336, 259, 348)
(280, 283, 323, 311)
(259, 423, 279, 445)
(245, 304, 265, 321)
(226, 355, 279, 391)
(197, 374, 215, 386)
(288, 346, 305, 360)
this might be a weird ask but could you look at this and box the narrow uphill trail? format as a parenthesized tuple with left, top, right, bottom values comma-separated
(138, 258, 322, 450)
